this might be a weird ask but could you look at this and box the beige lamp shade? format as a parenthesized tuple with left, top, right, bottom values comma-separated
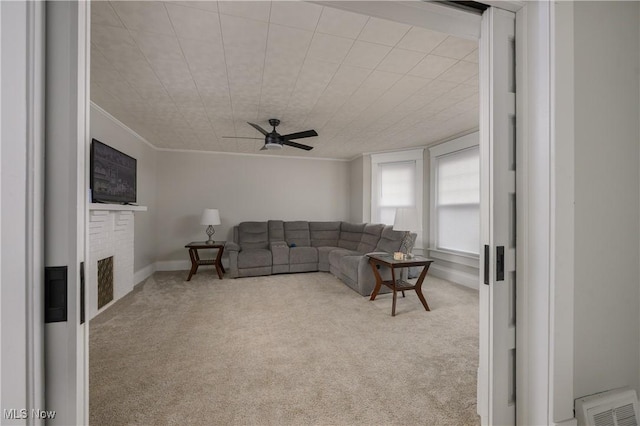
(394, 208, 419, 256)
(200, 208, 221, 226)
(393, 207, 419, 231)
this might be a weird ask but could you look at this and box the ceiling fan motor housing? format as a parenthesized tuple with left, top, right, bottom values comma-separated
(268, 118, 280, 128)
(265, 119, 283, 148)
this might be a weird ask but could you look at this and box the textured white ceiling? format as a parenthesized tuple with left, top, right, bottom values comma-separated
(91, 1, 479, 159)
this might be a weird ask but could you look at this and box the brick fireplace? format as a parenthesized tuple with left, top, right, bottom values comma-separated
(88, 206, 141, 319)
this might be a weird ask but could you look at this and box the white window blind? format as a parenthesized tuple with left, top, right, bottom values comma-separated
(371, 149, 423, 249)
(377, 161, 416, 225)
(435, 146, 480, 254)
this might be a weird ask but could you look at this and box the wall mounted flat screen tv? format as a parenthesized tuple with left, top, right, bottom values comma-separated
(90, 139, 137, 204)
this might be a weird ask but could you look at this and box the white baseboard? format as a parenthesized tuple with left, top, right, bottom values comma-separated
(156, 258, 230, 271)
(157, 259, 470, 287)
(134, 263, 157, 285)
(429, 263, 479, 290)
(156, 260, 190, 271)
(554, 419, 577, 426)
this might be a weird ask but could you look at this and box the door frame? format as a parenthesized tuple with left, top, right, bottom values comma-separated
(30, 1, 573, 425)
(0, 0, 46, 418)
(515, 2, 576, 425)
(43, 1, 91, 424)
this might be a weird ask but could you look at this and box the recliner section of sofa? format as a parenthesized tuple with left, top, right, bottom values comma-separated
(225, 220, 413, 296)
(230, 221, 272, 278)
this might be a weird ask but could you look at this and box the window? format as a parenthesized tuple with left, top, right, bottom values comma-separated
(371, 149, 423, 247)
(430, 134, 479, 256)
(377, 161, 416, 225)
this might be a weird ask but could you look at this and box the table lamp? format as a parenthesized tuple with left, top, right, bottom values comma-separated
(200, 208, 221, 245)
(393, 207, 419, 257)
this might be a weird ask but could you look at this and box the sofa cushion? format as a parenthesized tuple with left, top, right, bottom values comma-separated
(290, 246, 318, 265)
(268, 220, 284, 242)
(338, 222, 366, 250)
(309, 221, 341, 247)
(356, 223, 384, 253)
(238, 249, 272, 268)
(328, 248, 361, 268)
(316, 246, 338, 271)
(374, 226, 405, 253)
(238, 222, 269, 250)
(284, 221, 311, 247)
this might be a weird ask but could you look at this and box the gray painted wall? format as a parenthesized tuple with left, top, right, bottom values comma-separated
(90, 105, 158, 273)
(573, 1, 640, 398)
(155, 151, 351, 262)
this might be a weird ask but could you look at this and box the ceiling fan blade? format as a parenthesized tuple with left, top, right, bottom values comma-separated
(281, 129, 318, 140)
(282, 140, 313, 151)
(247, 122, 269, 136)
(221, 136, 263, 140)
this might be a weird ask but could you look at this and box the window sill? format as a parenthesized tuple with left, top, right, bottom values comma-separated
(427, 248, 479, 268)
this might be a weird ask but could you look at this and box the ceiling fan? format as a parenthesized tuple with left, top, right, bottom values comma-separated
(223, 119, 317, 151)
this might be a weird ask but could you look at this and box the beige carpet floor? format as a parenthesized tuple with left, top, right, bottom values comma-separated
(90, 270, 480, 426)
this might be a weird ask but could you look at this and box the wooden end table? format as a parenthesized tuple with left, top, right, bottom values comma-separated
(367, 253, 434, 316)
(185, 241, 226, 281)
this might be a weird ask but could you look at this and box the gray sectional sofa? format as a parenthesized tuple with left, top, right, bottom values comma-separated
(225, 220, 415, 296)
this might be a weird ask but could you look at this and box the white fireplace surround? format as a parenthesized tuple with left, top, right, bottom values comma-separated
(88, 203, 146, 319)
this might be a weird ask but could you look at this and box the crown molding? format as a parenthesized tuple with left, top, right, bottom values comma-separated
(90, 102, 156, 150)
(155, 147, 350, 162)
(91, 102, 348, 162)
(312, 0, 481, 40)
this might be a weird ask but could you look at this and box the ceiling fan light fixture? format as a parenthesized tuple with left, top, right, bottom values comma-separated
(223, 119, 317, 151)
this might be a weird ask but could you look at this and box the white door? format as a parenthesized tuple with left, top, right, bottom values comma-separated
(478, 6, 517, 426)
(44, 1, 90, 424)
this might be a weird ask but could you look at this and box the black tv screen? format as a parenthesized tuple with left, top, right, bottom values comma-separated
(90, 139, 137, 204)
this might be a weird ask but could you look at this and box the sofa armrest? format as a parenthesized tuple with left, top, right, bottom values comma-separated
(365, 251, 390, 257)
(270, 241, 290, 266)
(225, 241, 240, 252)
(225, 242, 240, 278)
(358, 254, 392, 289)
(365, 252, 391, 267)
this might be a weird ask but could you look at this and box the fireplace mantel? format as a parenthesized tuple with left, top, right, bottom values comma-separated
(89, 203, 147, 212)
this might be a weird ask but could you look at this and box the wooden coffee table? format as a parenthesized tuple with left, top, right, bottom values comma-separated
(367, 253, 434, 316)
(185, 241, 226, 280)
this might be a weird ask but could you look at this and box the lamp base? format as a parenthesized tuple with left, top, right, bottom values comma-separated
(205, 225, 216, 245)
(400, 231, 414, 257)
